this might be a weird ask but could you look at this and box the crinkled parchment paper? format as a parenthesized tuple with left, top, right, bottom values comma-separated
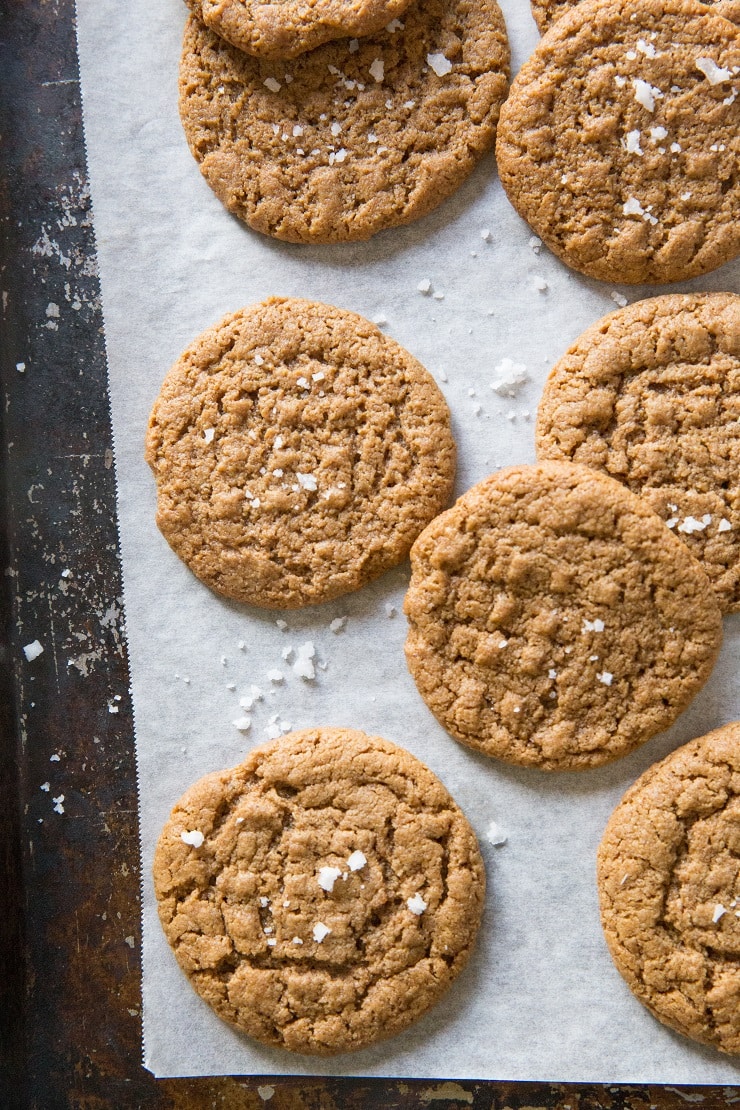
(75, 0, 740, 1081)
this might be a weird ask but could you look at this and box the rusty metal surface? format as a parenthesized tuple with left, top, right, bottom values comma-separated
(0, 1, 737, 1107)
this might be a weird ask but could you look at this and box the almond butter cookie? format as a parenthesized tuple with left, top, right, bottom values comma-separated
(179, 1, 510, 243)
(145, 298, 456, 609)
(404, 462, 723, 771)
(497, 0, 739, 284)
(598, 722, 740, 1055)
(536, 293, 740, 613)
(153, 728, 485, 1055)
(531, 0, 739, 35)
(186, 0, 414, 60)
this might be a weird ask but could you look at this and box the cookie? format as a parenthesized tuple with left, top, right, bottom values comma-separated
(404, 462, 723, 771)
(153, 728, 485, 1055)
(179, 1, 510, 243)
(145, 298, 456, 609)
(186, 0, 414, 60)
(530, 0, 740, 34)
(536, 293, 740, 614)
(597, 722, 740, 1055)
(496, 0, 740, 284)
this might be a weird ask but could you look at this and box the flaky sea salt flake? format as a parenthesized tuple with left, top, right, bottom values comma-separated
(181, 830, 205, 848)
(318, 866, 343, 892)
(597, 672, 614, 686)
(696, 57, 732, 85)
(407, 892, 427, 915)
(427, 52, 452, 77)
(369, 58, 384, 82)
(348, 850, 367, 871)
(264, 77, 281, 92)
(23, 640, 44, 662)
(313, 922, 331, 942)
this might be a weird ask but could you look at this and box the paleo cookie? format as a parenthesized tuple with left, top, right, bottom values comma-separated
(531, 0, 740, 34)
(179, 1, 510, 243)
(598, 722, 740, 1055)
(186, 0, 414, 60)
(497, 0, 740, 284)
(404, 462, 723, 771)
(145, 298, 456, 609)
(153, 728, 485, 1055)
(536, 293, 740, 613)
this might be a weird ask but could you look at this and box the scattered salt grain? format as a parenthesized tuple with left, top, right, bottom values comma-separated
(330, 616, 348, 633)
(583, 618, 605, 633)
(313, 922, 331, 942)
(611, 291, 628, 307)
(490, 358, 528, 397)
(348, 850, 367, 871)
(258, 1086, 275, 1101)
(293, 641, 316, 680)
(597, 672, 614, 686)
(713, 904, 727, 923)
(624, 130, 643, 155)
(480, 228, 492, 242)
(203, 427, 215, 443)
(297, 472, 318, 491)
(53, 796, 65, 814)
(23, 640, 44, 662)
(485, 821, 508, 846)
(267, 669, 284, 683)
(181, 830, 204, 848)
(233, 716, 252, 732)
(264, 77, 281, 92)
(718, 518, 732, 533)
(417, 278, 432, 294)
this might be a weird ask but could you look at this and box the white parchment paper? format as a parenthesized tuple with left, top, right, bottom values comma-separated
(75, 0, 740, 1082)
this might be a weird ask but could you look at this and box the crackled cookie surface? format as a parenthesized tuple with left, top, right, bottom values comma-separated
(598, 722, 740, 1055)
(531, 0, 740, 34)
(179, 1, 510, 243)
(404, 462, 723, 771)
(145, 298, 455, 609)
(497, 0, 740, 283)
(153, 728, 485, 1055)
(536, 293, 740, 613)
(187, 0, 414, 59)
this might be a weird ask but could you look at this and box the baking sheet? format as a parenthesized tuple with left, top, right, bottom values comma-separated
(75, 0, 740, 1082)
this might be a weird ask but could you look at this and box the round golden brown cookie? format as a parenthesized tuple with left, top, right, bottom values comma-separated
(536, 293, 740, 614)
(496, 0, 740, 284)
(186, 0, 414, 60)
(179, 1, 510, 243)
(530, 0, 740, 34)
(153, 728, 485, 1055)
(403, 462, 723, 771)
(145, 298, 456, 609)
(597, 722, 740, 1055)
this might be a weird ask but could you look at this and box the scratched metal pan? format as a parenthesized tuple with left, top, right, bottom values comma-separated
(0, 1, 732, 1107)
